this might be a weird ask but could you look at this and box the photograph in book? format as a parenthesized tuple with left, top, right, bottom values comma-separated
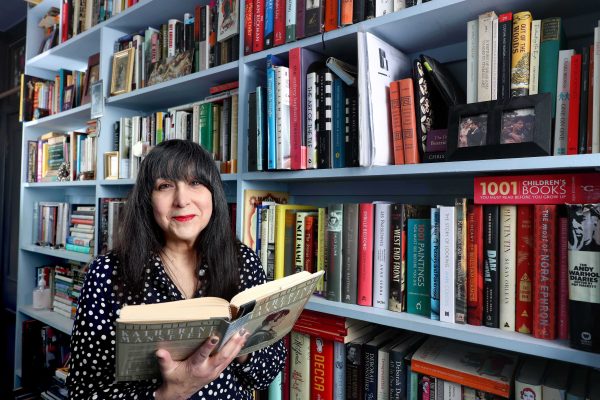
(217, 0, 240, 41)
(115, 270, 324, 381)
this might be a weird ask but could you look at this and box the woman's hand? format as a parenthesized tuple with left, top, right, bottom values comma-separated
(154, 330, 250, 400)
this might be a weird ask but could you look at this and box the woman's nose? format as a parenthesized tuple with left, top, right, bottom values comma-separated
(174, 184, 191, 207)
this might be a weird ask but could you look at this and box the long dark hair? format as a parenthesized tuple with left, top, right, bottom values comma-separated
(114, 139, 240, 300)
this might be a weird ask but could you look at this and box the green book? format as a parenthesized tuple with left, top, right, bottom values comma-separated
(407, 218, 431, 317)
(199, 102, 213, 153)
(538, 17, 565, 117)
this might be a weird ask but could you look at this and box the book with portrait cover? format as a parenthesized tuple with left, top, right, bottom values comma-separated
(115, 270, 323, 381)
(242, 189, 289, 251)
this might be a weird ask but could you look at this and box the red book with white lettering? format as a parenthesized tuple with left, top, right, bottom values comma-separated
(533, 204, 557, 340)
(474, 173, 600, 204)
(467, 204, 484, 326)
(273, 0, 286, 46)
(515, 205, 534, 334)
(311, 334, 334, 400)
(557, 214, 569, 340)
(244, 0, 254, 55)
(253, 0, 265, 52)
(357, 203, 374, 306)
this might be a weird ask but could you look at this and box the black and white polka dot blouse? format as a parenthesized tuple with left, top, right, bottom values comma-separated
(67, 244, 286, 399)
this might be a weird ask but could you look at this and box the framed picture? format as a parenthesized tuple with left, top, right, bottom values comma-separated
(63, 85, 75, 110)
(147, 50, 193, 87)
(104, 151, 119, 179)
(110, 48, 135, 96)
(446, 93, 552, 161)
(90, 80, 104, 119)
(81, 53, 100, 104)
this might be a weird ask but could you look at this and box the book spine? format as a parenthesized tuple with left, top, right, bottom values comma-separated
(499, 205, 517, 331)
(592, 27, 600, 153)
(311, 335, 334, 400)
(342, 204, 358, 304)
(331, 77, 346, 168)
(358, 203, 374, 306)
(305, 0, 324, 37)
(567, 54, 582, 155)
(264, 0, 275, 48)
(333, 341, 346, 399)
(304, 215, 315, 273)
(483, 205, 500, 328)
(557, 214, 569, 340)
(290, 330, 311, 399)
(389, 203, 404, 312)
(306, 71, 318, 169)
(497, 12, 512, 101)
(267, 63, 277, 169)
(295, 0, 306, 39)
(275, 65, 291, 169)
(317, 68, 333, 169)
(467, 204, 484, 326)
(295, 212, 306, 272)
(244, 0, 254, 55)
(289, 48, 302, 170)
(399, 78, 419, 164)
(407, 219, 431, 317)
(390, 80, 405, 165)
(491, 17, 498, 100)
(273, 0, 286, 46)
(533, 204, 557, 340)
(373, 203, 391, 309)
(286, 0, 297, 42)
(326, 203, 343, 301)
(376, 346, 391, 399)
(553, 50, 574, 155)
(363, 343, 378, 399)
(430, 207, 440, 321)
(253, 0, 265, 52)
(454, 199, 467, 324)
(345, 341, 363, 400)
(477, 12, 496, 102)
(340, 0, 353, 26)
(515, 205, 534, 334)
(587, 44, 594, 153)
(439, 206, 456, 323)
(510, 11, 531, 97)
(528, 20, 541, 95)
(466, 19, 479, 103)
(578, 46, 590, 154)
(538, 17, 563, 118)
(316, 207, 327, 295)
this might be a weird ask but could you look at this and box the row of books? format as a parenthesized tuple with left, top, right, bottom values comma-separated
(26, 124, 98, 183)
(109, 87, 239, 179)
(33, 202, 97, 255)
(243, 0, 431, 55)
(111, 2, 240, 93)
(467, 12, 600, 154)
(38, 261, 89, 321)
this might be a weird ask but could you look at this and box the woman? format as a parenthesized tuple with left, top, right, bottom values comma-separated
(67, 140, 286, 399)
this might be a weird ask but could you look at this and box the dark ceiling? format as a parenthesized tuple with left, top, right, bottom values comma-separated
(0, 0, 27, 32)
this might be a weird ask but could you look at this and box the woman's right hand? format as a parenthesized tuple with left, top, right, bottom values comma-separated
(154, 330, 249, 400)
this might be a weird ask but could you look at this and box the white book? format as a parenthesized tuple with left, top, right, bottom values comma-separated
(393, 0, 405, 12)
(306, 71, 318, 169)
(167, 19, 181, 58)
(373, 202, 392, 309)
(199, 5, 211, 71)
(593, 26, 600, 153)
(376, 0, 393, 17)
(334, 341, 346, 399)
(357, 32, 411, 167)
(192, 104, 200, 143)
(274, 65, 291, 169)
(529, 20, 541, 95)
(439, 205, 456, 323)
(443, 380, 462, 400)
(491, 17, 498, 100)
(467, 19, 479, 103)
(553, 49, 574, 155)
(477, 11, 497, 102)
(499, 205, 516, 331)
(119, 117, 131, 179)
(290, 331, 310, 399)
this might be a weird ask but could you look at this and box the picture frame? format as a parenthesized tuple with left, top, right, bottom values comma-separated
(62, 85, 75, 111)
(446, 93, 552, 161)
(81, 52, 100, 105)
(104, 151, 119, 180)
(110, 47, 135, 96)
(90, 79, 104, 119)
(147, 50, 194, 87)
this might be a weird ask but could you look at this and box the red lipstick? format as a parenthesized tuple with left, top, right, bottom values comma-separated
(173, 215, 194, 222)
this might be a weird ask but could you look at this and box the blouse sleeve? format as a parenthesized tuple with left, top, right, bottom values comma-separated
(67, 255, 159, 399)
(230, 245, 287, 390)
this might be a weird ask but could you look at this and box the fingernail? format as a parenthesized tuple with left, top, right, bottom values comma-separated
(239, 329, 247, 336)
(210, 336, 219, 345)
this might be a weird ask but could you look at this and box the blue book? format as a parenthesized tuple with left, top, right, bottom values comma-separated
(406, 218, 431, 317)
(331, 77, 346, 168)
(267, 371, 282, 399)
(264, 0, 275, 48)
(266, 54, 285, 169)
(430, 207, 440, 321)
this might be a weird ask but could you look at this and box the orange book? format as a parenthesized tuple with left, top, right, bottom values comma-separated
(411, 337, 518, 398)
(389, 80, 404, 165)
(399, 78, 420, 164)
(340, 0, 353, 26)
(324, 0, 338, 32)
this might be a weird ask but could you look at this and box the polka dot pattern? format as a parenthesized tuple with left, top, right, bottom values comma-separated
(67, 244, 286, 399)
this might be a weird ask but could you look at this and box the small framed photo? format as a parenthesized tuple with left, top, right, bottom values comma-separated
(81, 52, 100, 104)
(90, 79, 104, 119)
(104, 151, 119, 179)
(63, 85, 75, 110)
(446, 93, 552, 161)
(110, 48, 135, 96)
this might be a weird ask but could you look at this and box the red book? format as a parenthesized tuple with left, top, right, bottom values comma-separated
(533, 205, 557, 340)
(557, 215, 569, 340)
(253, 0, 265, 52)
(567, 54, 582, 155)
(515, 205, 534, 334)
(324, 0, 338, 32)
(587, 44, 594, 153)
(244, 0, 254, 55)
(311, 335, 334, 400)
(357, 203, 374, 306)
(71, 218, 93, 225)
(194, 5, 201, 42)
(282, 334, 291, 400)
(289, 48, 303, 170)
(273, 0, 286, 46)
(399, 78, 420, 164)
(474, 173, 600, 204)
(390, 80, 405, 165)
(299, 310, 347, 328)
(61, 0, 70, 43)
(305, 215, 315, 272)
(294, 324, 347, 342)
(209, 80, 239, 95)
(467, 204, 484, 326)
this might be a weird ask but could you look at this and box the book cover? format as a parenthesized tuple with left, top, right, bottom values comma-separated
(474, 173, 600, 205)
(499, 205, 516, 331)
(242, 189, 289, 251)
(430, 207, 440, 321)
(411, 337, 518, 398)
(407, 218, 431, 317)
(326, 203, 344, 301)
(290, 330, 311, 399)
(276, 205, 318, 279)
(533, 204, 556, 340)
(510, 11, 531, 97)
(357, 203, 374, 306)
(538, 17, 564, 118)
(115, 270, 323, 381)
(515, 205, 534, 334)
(342, 203, 359, 304)
(515, 358, 548, 400)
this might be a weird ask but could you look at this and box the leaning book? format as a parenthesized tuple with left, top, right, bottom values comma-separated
(115, 270, 324, 381)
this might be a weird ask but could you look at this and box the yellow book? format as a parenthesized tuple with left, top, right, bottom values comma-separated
(242, 189, 289, 251)
(511, 11, 532, 96)
(316, 207, 327, 294)
(274, 204, 317, 280)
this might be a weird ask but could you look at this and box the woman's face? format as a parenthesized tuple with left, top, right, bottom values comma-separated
(151, 178, 213, 247)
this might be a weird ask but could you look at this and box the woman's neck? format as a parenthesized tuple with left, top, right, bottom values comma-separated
(161, 244, 199, 299)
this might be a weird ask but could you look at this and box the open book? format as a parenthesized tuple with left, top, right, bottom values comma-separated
(115, 270, 324, 381)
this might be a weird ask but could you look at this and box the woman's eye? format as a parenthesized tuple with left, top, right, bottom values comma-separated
(190, 180, 202, 187)
(157, 183, 172, 190)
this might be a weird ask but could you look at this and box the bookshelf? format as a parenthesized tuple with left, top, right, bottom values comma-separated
(15, 0, 600, 388)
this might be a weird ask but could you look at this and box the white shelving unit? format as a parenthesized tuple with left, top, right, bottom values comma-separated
(15, 0, 600, 387)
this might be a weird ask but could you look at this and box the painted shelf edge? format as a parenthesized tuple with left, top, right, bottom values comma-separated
(19, 305, 73, 335)
(23, 180, 97, 188)
(23, 103, 92, 128)
(21, 244, 93, 263)
(305, 296, 600, 368)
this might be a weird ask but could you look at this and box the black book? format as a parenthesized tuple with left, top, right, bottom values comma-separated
(345, 86, 359, 167)
(578, 46, 590, 154)
(483, 205, 500, 328)
(497, 12, 512, 101)
(317, 67, 333, 169)
(248, 92, 258, 171)
(365, 0, 375, 20)
(305, 0, 324, 37)
(352, 0, 365, 24)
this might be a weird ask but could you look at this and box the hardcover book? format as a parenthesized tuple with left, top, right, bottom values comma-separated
(115, 270, 324, 381)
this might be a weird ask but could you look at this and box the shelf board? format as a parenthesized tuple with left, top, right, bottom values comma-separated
(26, 28, 101, 71)
(306, 296, 600, 368)
(19, 305, 73, 335)
(23, 103, 92, 131)
(99, 178, 136, 185)
(23, 180, 97, 188)
(106, 61, 239, 111)
(21, 244, 93, 263)
(242, 154, 600, 182)
(220, 173, 238, 182)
